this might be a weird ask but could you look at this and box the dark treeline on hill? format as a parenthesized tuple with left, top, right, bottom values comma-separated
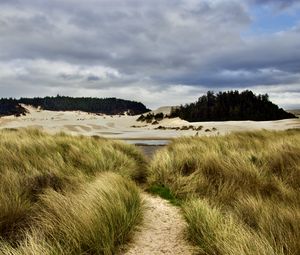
(0, 98, 27, 117)
(0, 96, 150, 116)
(170, 90, 296, 121)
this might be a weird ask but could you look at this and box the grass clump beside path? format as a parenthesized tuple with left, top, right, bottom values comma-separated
(148, 129, 300, 255)
(147, 184, 181, 206)
(0, 128, 146, 255)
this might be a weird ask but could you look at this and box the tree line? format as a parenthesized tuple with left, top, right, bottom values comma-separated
(0, 96, 150, 117)
(170, 90, 295, 121)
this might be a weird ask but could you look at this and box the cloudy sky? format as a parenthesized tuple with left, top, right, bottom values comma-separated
(1, 0, 300, 109)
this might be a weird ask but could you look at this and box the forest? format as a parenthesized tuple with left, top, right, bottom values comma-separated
(0, 98, 27, 117)
(170, 90, 295, 121)
(0, 96, 150, 117)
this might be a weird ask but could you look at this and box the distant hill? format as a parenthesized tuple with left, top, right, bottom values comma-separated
(0, 96, 150, 117)
(170, 90, 296, 122)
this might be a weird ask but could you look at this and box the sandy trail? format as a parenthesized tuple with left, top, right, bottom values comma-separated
(121, 193, 197, 255)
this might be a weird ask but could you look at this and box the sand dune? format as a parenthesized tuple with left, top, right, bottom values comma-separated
(0, 105, 299, 139)
(148, 106, 174, 115)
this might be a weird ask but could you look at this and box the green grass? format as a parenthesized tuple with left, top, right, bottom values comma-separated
(0, 128, 146, 255)
(147, 184, 181, 206)
(148, 129, 300, 255)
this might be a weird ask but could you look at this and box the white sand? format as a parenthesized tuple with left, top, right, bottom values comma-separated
(119, 193, 197, 255)
(148, 106, 175, 115)
(0, 105, 299, 139)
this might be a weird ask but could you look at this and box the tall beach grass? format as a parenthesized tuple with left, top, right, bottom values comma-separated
(0, 128, 146, 254)
(148, 129, 300, 255)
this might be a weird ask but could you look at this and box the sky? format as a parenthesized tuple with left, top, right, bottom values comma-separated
(0, 0, 300, 109)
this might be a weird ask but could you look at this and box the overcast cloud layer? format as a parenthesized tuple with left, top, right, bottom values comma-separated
(0, 0, 299, 109)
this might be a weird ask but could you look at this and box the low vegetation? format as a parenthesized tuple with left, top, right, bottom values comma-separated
(155, 125, 204, 131)
(0, 128, 146, 255)
(137, 112, 165, 123)
(148, 129, 300, 255)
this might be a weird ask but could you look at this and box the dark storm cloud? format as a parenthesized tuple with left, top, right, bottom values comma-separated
(0, 0, 299, 108)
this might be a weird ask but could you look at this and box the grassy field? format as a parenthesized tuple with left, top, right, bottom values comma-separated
(1, 127, 300, 255)
(0, 128, 146, 255)
(148, 129, 300, 255)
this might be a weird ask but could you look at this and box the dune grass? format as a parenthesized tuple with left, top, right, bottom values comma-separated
(148, 129, 300, 255)
(0, 128, 146, 255)
(2, 127, 300, 254)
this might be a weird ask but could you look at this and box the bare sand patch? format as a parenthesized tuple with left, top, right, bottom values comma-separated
(0, 118, 13, 126)
(97, 131, 122, 135)
(63, 125, 92, 132)
(107, 122, 115, 127)
(88, 124, 107, 130)
(63, 125, 80, 132)
(77, 125, 92, 132)
(27, 125, 43, 130)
